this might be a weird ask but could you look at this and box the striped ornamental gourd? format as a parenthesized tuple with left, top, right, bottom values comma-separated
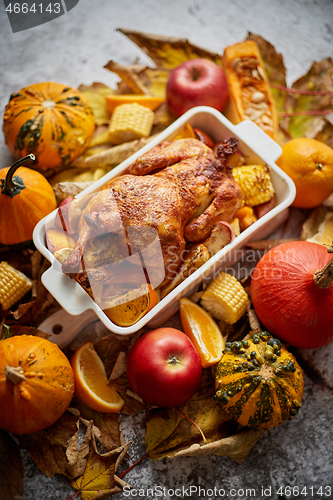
(215, 331, 304, 429)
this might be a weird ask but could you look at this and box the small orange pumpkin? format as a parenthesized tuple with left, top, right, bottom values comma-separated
(3, 82, 95, 173)
(0, 154, 57, 245)
(0, 335, 75, 434)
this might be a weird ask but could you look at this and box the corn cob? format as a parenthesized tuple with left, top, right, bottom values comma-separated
(0, 261, 33, 310)
(232, 164, 274, 207)
(108, 103, 155, 145)
(200, 272, 248, 324)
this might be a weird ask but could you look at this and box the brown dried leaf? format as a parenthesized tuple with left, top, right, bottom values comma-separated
(4, 324, 50, 340)
(145, 371, 248, 461)
(54, 181, 95, 197)
(285, 58, 333, 140)
(70, 442, 131, 500)
(94, 334, 147, 416)
(300, 205, 328, 240)
(66, 420, 95, 479)
(17, 411, 79, 478)
(0, 430, 24, 500)
(172, 427, 265, 462)
(70, 398, 123, 451)
(117, 29, 222, 69)
(78, 82, 114, 125)
(71, 135, 157, 170)
(104, 61, 150, 95)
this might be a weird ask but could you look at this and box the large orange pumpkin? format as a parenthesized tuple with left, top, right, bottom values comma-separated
(0, 335, 74, 434)
(0, 155, 57, 245)
(3, 82, 95, 173)
(250, 241, 333, 348)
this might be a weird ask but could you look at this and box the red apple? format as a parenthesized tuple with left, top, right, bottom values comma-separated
(166, 58, 229, 118)
(127, 327, 202, 407)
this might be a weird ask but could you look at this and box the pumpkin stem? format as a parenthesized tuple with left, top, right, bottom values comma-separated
(313, 244, 333, 289)
(5, 365, 26, 384)
(1, 154, 35, 198)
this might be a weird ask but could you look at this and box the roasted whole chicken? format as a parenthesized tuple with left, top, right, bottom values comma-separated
(61, 137, 242, 302)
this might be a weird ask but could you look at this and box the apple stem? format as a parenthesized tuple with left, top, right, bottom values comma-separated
(174, 408, 207, 445)
(192, 65, 199, 81)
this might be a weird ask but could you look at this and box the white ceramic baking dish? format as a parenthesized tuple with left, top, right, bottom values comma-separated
(33, 106, 295, 335)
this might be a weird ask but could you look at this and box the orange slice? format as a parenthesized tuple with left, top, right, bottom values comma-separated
(179, 297, 225, 368)
(103, 284, 159, 327)
(171, 122, 196, 141)
(105, 94, 164, 114)
(71, 342, 124, 413)
(54, 247, 73, 263)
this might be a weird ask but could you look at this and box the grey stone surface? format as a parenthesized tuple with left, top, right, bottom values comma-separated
(1, 1, 333, 499)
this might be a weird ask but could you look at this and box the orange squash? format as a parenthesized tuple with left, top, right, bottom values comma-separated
(251, 241, 333, 349)
(0, 155, 57, 245)
(0, 335, 75, 434)
(3, 82, 95, 173)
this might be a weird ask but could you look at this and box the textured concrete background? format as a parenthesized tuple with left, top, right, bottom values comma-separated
(1, 0, 333, 499)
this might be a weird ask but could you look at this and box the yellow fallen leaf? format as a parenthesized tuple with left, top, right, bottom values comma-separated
(78, 83, 114, 125)
(117, 28, 222, 69)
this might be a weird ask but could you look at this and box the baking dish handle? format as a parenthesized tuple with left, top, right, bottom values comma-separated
(233, 120, 282, 163)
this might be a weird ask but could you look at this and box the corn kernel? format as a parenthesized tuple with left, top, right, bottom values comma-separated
(0, 261, 33, 310)
(108, 103, 155, 145)
(200, 272, 248, 324)
(232, 164, 274, 207)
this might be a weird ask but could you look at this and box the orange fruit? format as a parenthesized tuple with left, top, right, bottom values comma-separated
(71, 342, 124, 413)
(103, 284, 159, 327)
(171, 122, 196, 141)
(276, 137, 333, 208)
(179, 297, 225, 368)
(105, 94, 164, 114)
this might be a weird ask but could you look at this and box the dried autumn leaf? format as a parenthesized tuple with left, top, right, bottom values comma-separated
(54, 181, 95, 197)
(146, 371, 243, 461)
(94, 333, 147, 416)
(284, 58, 333, 139)
(78, 82, 114, 125)
(300, 205, 328, 241)
(17, 411, 79, 478)
(71, 135, 157, 170)
(66, 419, 91, 479)
(0, 430, 24, 500)
(4, 324, 50, 340)
(70, 442, 131, 500)
(172, 427, 265, 463)
(104, 61, 150, 95)
(117, 28, 222, 69)
(104, 62, 168, 99)
(70, 398, 123, 451)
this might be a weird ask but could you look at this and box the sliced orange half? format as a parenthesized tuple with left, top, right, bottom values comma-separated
(105, 94, 164, 114)
(71, 342, 124, 413)
(179, 297, 225, 368)
(171, 122, 196, 141)
(103, 284, 159, 327)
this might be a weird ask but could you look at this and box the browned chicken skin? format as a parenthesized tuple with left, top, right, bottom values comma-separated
(62, 137, 242, 289)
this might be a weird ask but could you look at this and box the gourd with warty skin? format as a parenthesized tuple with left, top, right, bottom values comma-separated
(215, 331, 303, 429)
